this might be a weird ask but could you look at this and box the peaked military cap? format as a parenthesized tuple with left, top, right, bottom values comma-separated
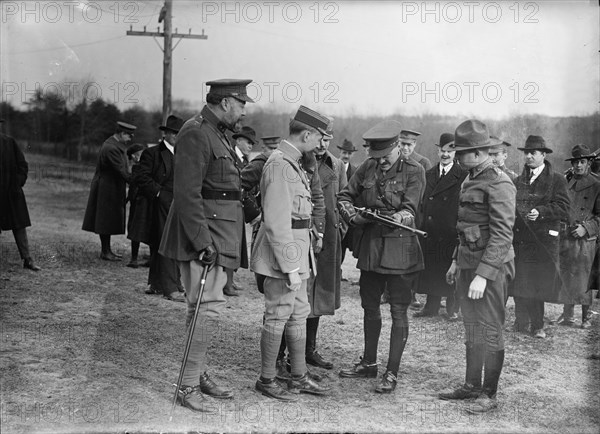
(159, 115, 184, 133)
(363, 120, 402, 158)
(232, 126, 257, 145)
(451, 120, 492, 151)
(261, 136, 281, 148)
(293, 105, 330, 136)
(400, 129, 421, 144)
(435, 133, 455, 151)
(488, 135, 512, 154)
(565, 144, 594, 161)
(518, 135, 553, 154)
(206, 79, 255, 103)
(117, 121, 137, 132)
(337, 138, 357, 152)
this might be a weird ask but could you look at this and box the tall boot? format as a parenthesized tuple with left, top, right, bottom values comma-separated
(439, 342, 482, 400)
(339, 317, 380, 378)
(465, 350, 504, 414)
(305, 317, 333, 369)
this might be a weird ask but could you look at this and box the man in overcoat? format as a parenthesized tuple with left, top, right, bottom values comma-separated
(338, 120, 425, 394)
(135, 115, 185, 302)
(0, 120, 41, 271)
(415, 133, 467, 319)
(441, 119, 516, 414)
(337, 138, 358, 265)
(82, 121, 136, 260)
(159, 79, 253, 412)
(306, 124, 347, 369)
(510, 135, 570, 339)
(557, 144, 600, 328)
(251, 105, 331, 401)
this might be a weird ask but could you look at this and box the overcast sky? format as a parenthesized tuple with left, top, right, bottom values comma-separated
(2, 1, 598, 119)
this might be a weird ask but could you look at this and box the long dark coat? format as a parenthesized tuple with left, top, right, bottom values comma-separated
(308, 151, 347, 316)
(557, 173, 600, 304)
(510, 161, 570, 302)
(82, 136, 131, 235)
(159, 106, 247, 269)
(417, 162, 467, 297)
(0, 133, 31, 231)
(341, 163, 357, 254)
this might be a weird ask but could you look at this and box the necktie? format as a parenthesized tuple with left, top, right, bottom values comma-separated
(441, 168, 446, 178)
(527, 170, 534, 184)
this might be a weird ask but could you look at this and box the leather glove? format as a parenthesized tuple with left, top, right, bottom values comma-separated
(352, 211, 371, 226)
(393, 210, 414, 227)
(199, 245, 217, 267)
(338, 201, 357, 224)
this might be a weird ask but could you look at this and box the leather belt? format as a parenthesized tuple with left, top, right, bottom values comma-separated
(201, 189, 241, 201)
(291, 219, 311, 229)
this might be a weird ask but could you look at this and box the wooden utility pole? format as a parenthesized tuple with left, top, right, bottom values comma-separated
(126, 0, 207, 123)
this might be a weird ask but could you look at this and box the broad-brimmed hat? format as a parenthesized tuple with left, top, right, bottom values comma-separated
(565, 144, 594, 161)
(488, 135, 512, 154)
(159, 115, 184, 134)
(337, 139, 357, 152)
(434, 133, 455, 151)
(363, 120, 402, 158)
(517, 135, 553, 154)
(261, 136, 281, 149)
(206, 79, 255, 103)
(232, 126, 257, 145)
(451, 120, 491, 151)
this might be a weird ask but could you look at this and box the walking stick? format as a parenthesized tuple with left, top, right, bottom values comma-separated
(168, 254, 211, 421)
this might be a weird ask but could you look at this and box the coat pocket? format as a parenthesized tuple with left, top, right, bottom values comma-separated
(463, 225, 485, 251)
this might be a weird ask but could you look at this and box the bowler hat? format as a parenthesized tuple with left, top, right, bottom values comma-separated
(451, 120, 491, 151)
(565, 144, 593, 161)
(232, 126, 257, 145)
(435, 133, 455, 151)
(363, 120, 402, 158)
(517, 135, 553, 154)
(337, 139, 357, 152)
(159, 115, 184, 133)
(206, 79, 255, 103)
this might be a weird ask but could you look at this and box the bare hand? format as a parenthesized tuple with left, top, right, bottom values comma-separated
(446, 262, 458, 285)
(468, 275, 487, 300)
(352, 212, 370, 226)
(286, 271, 301, 292)
(526, 208, 540, 221)
(313, 237, 323, 254)
(571, 224, 587, 238)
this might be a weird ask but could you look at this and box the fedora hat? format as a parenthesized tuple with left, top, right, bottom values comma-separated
(451, 120, 491, 151)
(337, 139, 357, 152)
(565, 144, 594, 161)
(232, 126, 257, 145)
(517, 135, 553, 154)
(159, 115, 184, 134)
(434, 133, 455, 151)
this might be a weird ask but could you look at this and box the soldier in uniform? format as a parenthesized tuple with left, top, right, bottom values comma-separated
(251, 105, 331, 401)
(441, 119, 516, 414)
(510, 136, 570, 339)
(159, 79, 254, 412)
(0, 119, 41, 271)
(338, 120, 425, 394)
(415, 133, 467, 320)
(557, 144, 600, 328)
(82, 121, 136, 260)
(488, 136, 517, 181)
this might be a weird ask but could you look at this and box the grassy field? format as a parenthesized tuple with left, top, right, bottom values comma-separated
(1, 152, 599, 433)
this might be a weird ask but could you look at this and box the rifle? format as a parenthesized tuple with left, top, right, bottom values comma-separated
(354, 206, 428, 238)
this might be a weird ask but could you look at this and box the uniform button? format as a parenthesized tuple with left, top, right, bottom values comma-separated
(213, 214, 217, 217)
(428, 216, 432, 220)
(429, 196, 433, 200)
(334, 224, 338, 228)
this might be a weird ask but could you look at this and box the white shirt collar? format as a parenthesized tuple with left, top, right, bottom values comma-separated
(235, 146, 244, 161)
(440, 161, 453, 176)
(529, 163, 545, 183)
(163, 140, 174, 154)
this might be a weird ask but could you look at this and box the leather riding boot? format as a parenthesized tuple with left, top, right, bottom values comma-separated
(466, 343, 484, 389)
(363, 318, 382, 365)
(482, 350, 504, 398)
(305, 317, 319, 356)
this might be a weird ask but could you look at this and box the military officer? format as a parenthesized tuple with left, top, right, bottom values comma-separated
(557, 144, 600, 328)
(159, 79, 254, 412)
(338, 120, 425, 394)
(488, 136, 517, 181)
(399, 129, 433, 171)
(251, 105, 331, 401)
(441, 119, 516, 414)
(82, 121, 136, 260)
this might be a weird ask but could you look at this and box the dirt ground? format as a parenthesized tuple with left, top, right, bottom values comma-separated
(1, 153, 599, 434)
